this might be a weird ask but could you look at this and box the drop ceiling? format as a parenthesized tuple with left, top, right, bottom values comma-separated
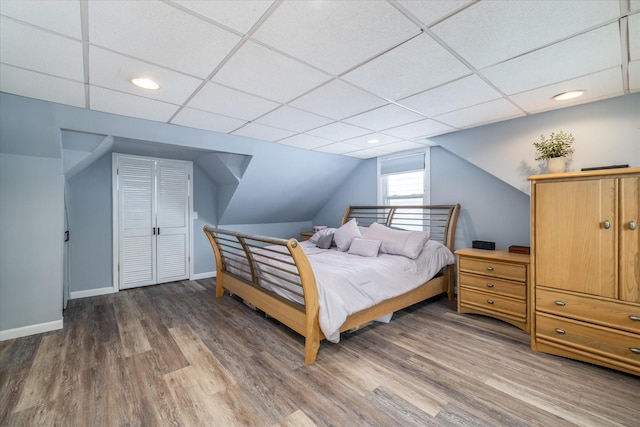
(1, 0, 638, 159)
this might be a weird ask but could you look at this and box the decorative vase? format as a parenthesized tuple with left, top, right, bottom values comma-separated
(547, 157, 566, 173)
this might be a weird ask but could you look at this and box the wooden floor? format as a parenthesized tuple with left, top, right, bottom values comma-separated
(1, 279, 638, 427)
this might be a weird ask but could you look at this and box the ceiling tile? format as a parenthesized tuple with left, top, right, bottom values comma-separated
(172, 0, 274, 34)
(0, 17, 83, 81)
(306, 122, 370, 141)
(232, 122, 296, 141)
(383, 119, 455, 139)
(254, 106, 333, 133)
(482, 24, 621, 96)
(186, 82, 280, 121)
(0, 0, 81, 38)
(431, 0, 620, 68)
(313, 142, 363, 155)
(212, 40, 331, 103)
(397, 0, 473, 27)
(629, 61, 640, 91)
(277, 134, 332, 150)
(397, 75, 502, 117)
(89, 47, 203, 105)
(339, 132, 401, 148)
(290, 80, 387, 120)
(342, 147, 390, 159)
(90, 86, 180, 123)
(629, 12, 640, 62)
(342, 33, 471, 100)
(252, 0, 420, 75)
(343, 104, 426, 131)
(510, 67, 625, 113)
(88, 0, 241, 78)
(171, 107, 246, 133)
(435, 98, 524, 129)
(0, 64, 85, 108)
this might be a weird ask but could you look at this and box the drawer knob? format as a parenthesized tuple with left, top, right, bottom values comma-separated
(486, 283, 494, 288)
(554, 300, 566, 306)
(629, 220, 637, 230)
(486, 266, 494, 271)
(629, 315, 640, 322)
(602, 220, 611, 229)
(486, 299, 494, 304)
(554, 328, 566, 334)
(630, 347, 640, 354)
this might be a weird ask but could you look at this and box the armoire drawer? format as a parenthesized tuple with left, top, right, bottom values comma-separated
(459, 287, 526, 320)
(459, 257, 527, 282)
(459, 273, 526, 299)
(537, 287, 640, 334)
(536, 312, 640, 370)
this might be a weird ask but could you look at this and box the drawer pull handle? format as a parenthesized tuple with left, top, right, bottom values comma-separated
(554, 328, 566, 334)
(630, 347, 640, 354)
(486, 299, 494, 304)
(486, 266, 494, 271)
(486, 283, 494, 288)
(554, 300, 566, 306)
(629, 315, 640, 321)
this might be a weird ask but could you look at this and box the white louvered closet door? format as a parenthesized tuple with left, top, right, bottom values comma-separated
(156, 160, 190, 283)
(115, 155, 191, 290)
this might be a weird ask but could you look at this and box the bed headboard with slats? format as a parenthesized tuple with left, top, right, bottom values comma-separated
(342, 205, 460, 251)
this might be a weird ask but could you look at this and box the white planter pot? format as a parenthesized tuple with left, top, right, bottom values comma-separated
(547, 157, 567, 173)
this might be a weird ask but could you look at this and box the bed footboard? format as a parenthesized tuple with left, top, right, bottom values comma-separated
(202, 227, 321, 364)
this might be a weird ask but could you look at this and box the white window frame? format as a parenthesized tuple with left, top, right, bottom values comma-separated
(377, 149, 430, 206)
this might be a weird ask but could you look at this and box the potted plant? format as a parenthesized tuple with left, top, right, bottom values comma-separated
(533, 131, 574, 173)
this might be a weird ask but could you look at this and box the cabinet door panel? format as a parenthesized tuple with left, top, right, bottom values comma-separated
(535, 179, 616, 297)
(620, 177, 640, 302)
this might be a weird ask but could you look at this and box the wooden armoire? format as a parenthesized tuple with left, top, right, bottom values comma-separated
(529, 167, 640, 375)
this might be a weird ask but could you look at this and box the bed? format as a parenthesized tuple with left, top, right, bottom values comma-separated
(203, 204, 460, 364)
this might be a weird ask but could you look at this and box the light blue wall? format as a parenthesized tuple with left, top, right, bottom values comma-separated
(430, 147, 530, 250)
(193, 163, 217, 275)
(66, 153, 112, 292)
(0, 153, 64, 332)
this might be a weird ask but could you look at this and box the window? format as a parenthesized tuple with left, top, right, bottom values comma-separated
(379, 150, 429, 207)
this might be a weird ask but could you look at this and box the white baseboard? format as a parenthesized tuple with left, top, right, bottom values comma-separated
(191, 271, 216, 280)
(70, 286, 115, 300)
(0, 319, 63, 341)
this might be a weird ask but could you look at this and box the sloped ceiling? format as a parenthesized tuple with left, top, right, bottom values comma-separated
(1, 0, 638, 159)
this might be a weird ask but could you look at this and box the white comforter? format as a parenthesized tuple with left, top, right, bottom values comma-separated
(264, 240, 455, 343)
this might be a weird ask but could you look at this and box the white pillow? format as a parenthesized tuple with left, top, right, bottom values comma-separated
(308, 227, 336, 244)
(362, 222, 430, 259)
(348, 238, 381, 257)
(333, 218, 361, 251)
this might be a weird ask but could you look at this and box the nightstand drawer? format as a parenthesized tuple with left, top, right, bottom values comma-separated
(459, 287, 526, 319)
(536, 312, 640, 370)
(459, 273, 526, 300)
(536, 287, 640, 334)
(459, 257, 527, 282)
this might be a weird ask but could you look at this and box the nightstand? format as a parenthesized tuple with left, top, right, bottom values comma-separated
(299, 231, 314, 241)
(456, 248, 530, 333)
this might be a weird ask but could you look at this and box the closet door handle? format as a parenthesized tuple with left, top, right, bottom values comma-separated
(157, 227, 161, 235)
(629, 220, 637, 230)
(602, 220, 611, 229)
(153, 227, 156, 235)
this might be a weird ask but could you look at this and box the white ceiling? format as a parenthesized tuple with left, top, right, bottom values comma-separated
(1, 0, 638, 159)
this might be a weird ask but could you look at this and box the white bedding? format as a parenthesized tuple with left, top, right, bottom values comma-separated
(257, 239, 455, 343)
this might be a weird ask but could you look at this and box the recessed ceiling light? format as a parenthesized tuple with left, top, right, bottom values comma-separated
(366, 138, 380, 144)
(552, 90, 584, 101)
(131, 77, 160, 90)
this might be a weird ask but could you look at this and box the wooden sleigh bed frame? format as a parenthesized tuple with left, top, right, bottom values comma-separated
(203, 204, 460, 364)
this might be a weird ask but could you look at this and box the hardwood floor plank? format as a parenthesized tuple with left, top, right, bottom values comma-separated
(1, 280, 638, 426)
